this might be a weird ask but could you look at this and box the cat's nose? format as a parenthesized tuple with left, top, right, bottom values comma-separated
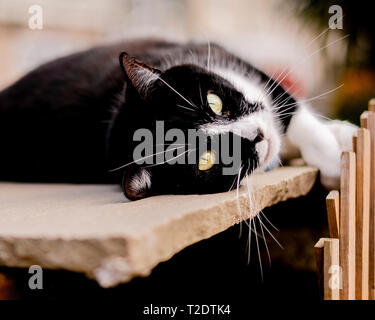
(253, 129, 264, 144)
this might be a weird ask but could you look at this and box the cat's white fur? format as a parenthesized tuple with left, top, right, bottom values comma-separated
(201, 66, 282, 171)
(208, 67, 357, 189)
(286, 106, 357, 188)
(131, 57, 357, 193)
(129, 167, 152, 194)
(200, 109, 282, 171)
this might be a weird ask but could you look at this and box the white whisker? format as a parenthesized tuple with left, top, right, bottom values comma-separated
(267, 34, 349, 96)
(108, 145, 186, 172)
(279, 84, 344, 110)
(157, 76, 197, 108)
(246, 174, 263, 279)
(257, 214, 271, 267)
(176, 104, 196, 112)
(145, 148, 195, 168)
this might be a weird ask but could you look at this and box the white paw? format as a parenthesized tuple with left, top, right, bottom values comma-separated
(286, 106, 358, 190)
(320, 172, 341, 190)
(319, 120, 358, 189)
(326, 120, 358, 152)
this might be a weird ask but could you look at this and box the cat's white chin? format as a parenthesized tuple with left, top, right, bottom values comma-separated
(256, 121, 282, 170)
(256, 139, 270, 166)
(256, 137, 279, 169)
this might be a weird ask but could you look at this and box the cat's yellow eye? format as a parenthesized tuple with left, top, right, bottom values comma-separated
(198, 150, 216, 171)
(207, 92, 223, 115)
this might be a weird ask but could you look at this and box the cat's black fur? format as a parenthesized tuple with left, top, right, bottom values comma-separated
(0, 39, 297, 199)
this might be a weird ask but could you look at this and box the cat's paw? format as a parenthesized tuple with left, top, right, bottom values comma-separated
(326, 120, 358, 152)
(320, 172, 341, 190)
(319, 120, 358, 190)
(286, 105, 358, 190)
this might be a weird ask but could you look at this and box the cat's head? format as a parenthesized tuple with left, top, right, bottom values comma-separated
(118, 52, 282, 200)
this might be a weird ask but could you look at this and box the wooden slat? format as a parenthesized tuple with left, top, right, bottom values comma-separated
(353, 134, 357, 153)
(324, 239, 340, 300)
(361, 111, 375, 300)
(314, 238, 325, 299)
(339, 151, 356, 300)
(315, 238, 341, 300)
(369, 99, 375, 112)
(354, 128, 371, 300)
(326, 191, 340, 238)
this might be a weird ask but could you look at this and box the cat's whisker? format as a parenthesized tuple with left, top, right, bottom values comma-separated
(236, 166, 246, 238)
(176, 104, 196, 112)
(316, 114, 333, 121)
(277, 112, 298, 120)
(266, 34, 349, 99)
(198, 83, 205, 108)
(246, 174, 263, 279)
(272, 87, 299, 107)
(156, 76, 198, 109)
(245, 168, 283, 271)
(248, 176, 271, 268)
(108, 145, 187, 172)
(278, 84, 344, 110)
(154, 143, 191, 146)
(144, 148, 195, 168)
(259, 210, 279, 232)
(236, 166, 248, 226)
(272, 111, 295, 122)
(263, 19, 345, 95)
(264, 21, 332, 94)
(136, 62, 199, 109)
(257, 214, 271, 267)
(233, 176, 243, 238)
(257, 212, 283, 249)
(273, 104, 298, 116)
(228, 166, 241, 192)
(271, 69, 312, 108)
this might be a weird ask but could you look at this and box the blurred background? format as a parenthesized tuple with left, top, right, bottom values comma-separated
(0, 0, 374, 301)
(1, 0, 374, 123)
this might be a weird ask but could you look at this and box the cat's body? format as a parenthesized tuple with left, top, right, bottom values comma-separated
(0, 39, 356, 199)
(0, 40, 173, 183)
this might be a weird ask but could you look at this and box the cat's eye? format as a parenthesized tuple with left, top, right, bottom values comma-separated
(198, 150, 216, 171)
(207, 92, 223, 115)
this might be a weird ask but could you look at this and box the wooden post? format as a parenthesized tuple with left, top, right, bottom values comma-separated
(315, 238, 340, 300)
(339, 151, 356, 300)
(315, 238, 325, 299)
(326, 191, 340, 238)
(360, 110, 375, 300)
(369, 99, 375, 112)
(324, 239, 341, 300)
(353, 129, 371, 300)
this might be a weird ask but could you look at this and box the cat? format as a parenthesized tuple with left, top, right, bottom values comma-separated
(0, 39, 357, 200)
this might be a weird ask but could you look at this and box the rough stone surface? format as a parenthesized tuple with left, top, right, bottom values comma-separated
(0, 166, 318, 287)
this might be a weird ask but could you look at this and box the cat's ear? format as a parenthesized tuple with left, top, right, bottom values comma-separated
(119, 52, 161, 98)
(122, 166, 152, 200)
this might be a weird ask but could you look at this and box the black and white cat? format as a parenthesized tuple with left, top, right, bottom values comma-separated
(0, 39, 357, 200)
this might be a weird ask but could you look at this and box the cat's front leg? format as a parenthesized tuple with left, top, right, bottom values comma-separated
(284, 104, 357, 189)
